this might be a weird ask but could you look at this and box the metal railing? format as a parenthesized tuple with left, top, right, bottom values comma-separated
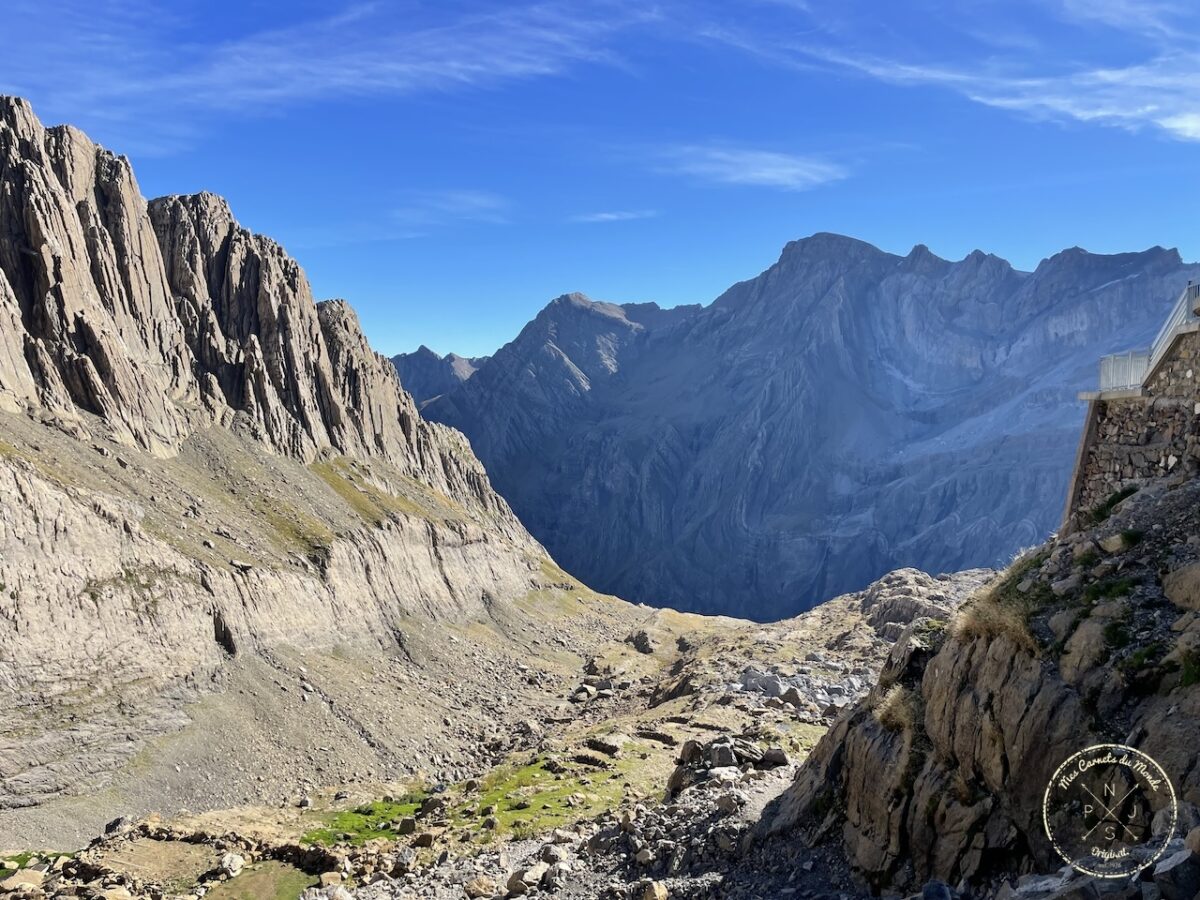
(1099, 349, 1150, 391)
(1150, 282, 1200, 368)
(1097, 282, 1200, 391)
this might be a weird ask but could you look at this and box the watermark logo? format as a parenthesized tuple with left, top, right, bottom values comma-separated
(1042, 744, 1177, 879)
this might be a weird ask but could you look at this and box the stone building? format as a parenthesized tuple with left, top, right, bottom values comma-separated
(1064, 282, 1200, 526)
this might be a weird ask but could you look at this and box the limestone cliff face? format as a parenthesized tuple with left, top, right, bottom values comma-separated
(0, 98, 194, 451)
(0, 97, 507, 520)
(0, 97, 547, 814)
(426, 237, 1200, 619)
(766, 481, 1200, 891)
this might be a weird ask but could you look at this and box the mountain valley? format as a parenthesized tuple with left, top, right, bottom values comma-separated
(3, 94, 1200, 900)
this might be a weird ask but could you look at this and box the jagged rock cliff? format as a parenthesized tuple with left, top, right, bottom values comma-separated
(391, 346, 487, 405)
(425, 239, 1200, 619)
(0, 97, 607, 843)
(0, 95, 508, 508)
(766, 480, 1200, 892)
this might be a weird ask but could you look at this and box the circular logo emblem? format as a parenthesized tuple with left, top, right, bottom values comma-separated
(1043, 744, 1177, 879)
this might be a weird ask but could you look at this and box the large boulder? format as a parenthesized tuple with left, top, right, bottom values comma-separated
(1164, 563, 1200, 611)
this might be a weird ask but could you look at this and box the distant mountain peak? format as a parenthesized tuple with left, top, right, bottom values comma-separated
(901, 242, 952, 273)
(392, 344, 488, 404)
(420, 231, 1200, 619)
(783, 231, 887, 258)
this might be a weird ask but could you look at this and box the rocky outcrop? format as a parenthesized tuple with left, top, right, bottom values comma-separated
(0, 97, 505, 521)
(766, 480, 1200, 892)
(425, 237, 1200, 619)
(0, 98, 195, 451)
(391, 346, 487, 405)
(857, 567, 992, 642)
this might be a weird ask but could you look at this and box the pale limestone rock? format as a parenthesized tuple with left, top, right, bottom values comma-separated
(0, 869, 44, 890)
(1164, 562, 1200, 611)
(1059, 618, 1108, 684)
(219, 853, 245, 877)
(766, 627, 1092, 890)
(1099, 534, 1127, 553)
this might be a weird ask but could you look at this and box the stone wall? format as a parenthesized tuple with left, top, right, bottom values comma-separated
(1068, 329, 1200, 522)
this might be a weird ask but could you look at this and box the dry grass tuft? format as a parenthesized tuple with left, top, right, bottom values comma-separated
(874, 684, 917, 732)
(951, 547, 1047, 654)
(953, 597, 1039, 653)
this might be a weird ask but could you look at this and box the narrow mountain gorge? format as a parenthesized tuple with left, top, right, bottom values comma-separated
(418, 240, 1200, 619)
(0, 97, 639, 846)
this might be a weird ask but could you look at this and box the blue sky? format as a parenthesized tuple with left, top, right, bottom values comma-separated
(4, 0, 1200, 357)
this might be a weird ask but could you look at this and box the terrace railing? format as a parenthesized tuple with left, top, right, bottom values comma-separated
(1098, 350, 1150, 391)
(1097, 282, 1200, 391)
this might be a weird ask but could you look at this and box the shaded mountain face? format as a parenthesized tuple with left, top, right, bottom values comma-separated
(425, 236, 1200, 619)
(392, 345, 488, 405)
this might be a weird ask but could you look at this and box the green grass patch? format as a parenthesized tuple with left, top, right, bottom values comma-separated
(303, 741, 658, 850)
(1082, 578, 1136, 606)
(1120, 529, 1145, 548)
(448, 750, 641, 841)
(311, 458, 473, 527)
(1120, 642, 1169, 695)
(0, 851, 71, 879)
(300, 793, 425, 846)
(1182, 651, 1200, 688)
(1103, 620, 1132, 649)
(254, 496, 334, 559)
(203, 861, 317, 900)
(1121, 642, 1163, 671)
(311, 459, 426, 525)
(0, 437, 72, 485)
(1089, 486, 1138, 524)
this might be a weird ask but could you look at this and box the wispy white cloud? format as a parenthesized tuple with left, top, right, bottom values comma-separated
(569, 209, 660, 223)
(392, 190, 511, 232)
(794, 43, 1200, 142)
(0, 0, 659, 153)
(1055, 0, 1186, 39)
(175, 4, 646, 108)
(703, 1, 1200, 143)
(663, 145, 848, 190)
